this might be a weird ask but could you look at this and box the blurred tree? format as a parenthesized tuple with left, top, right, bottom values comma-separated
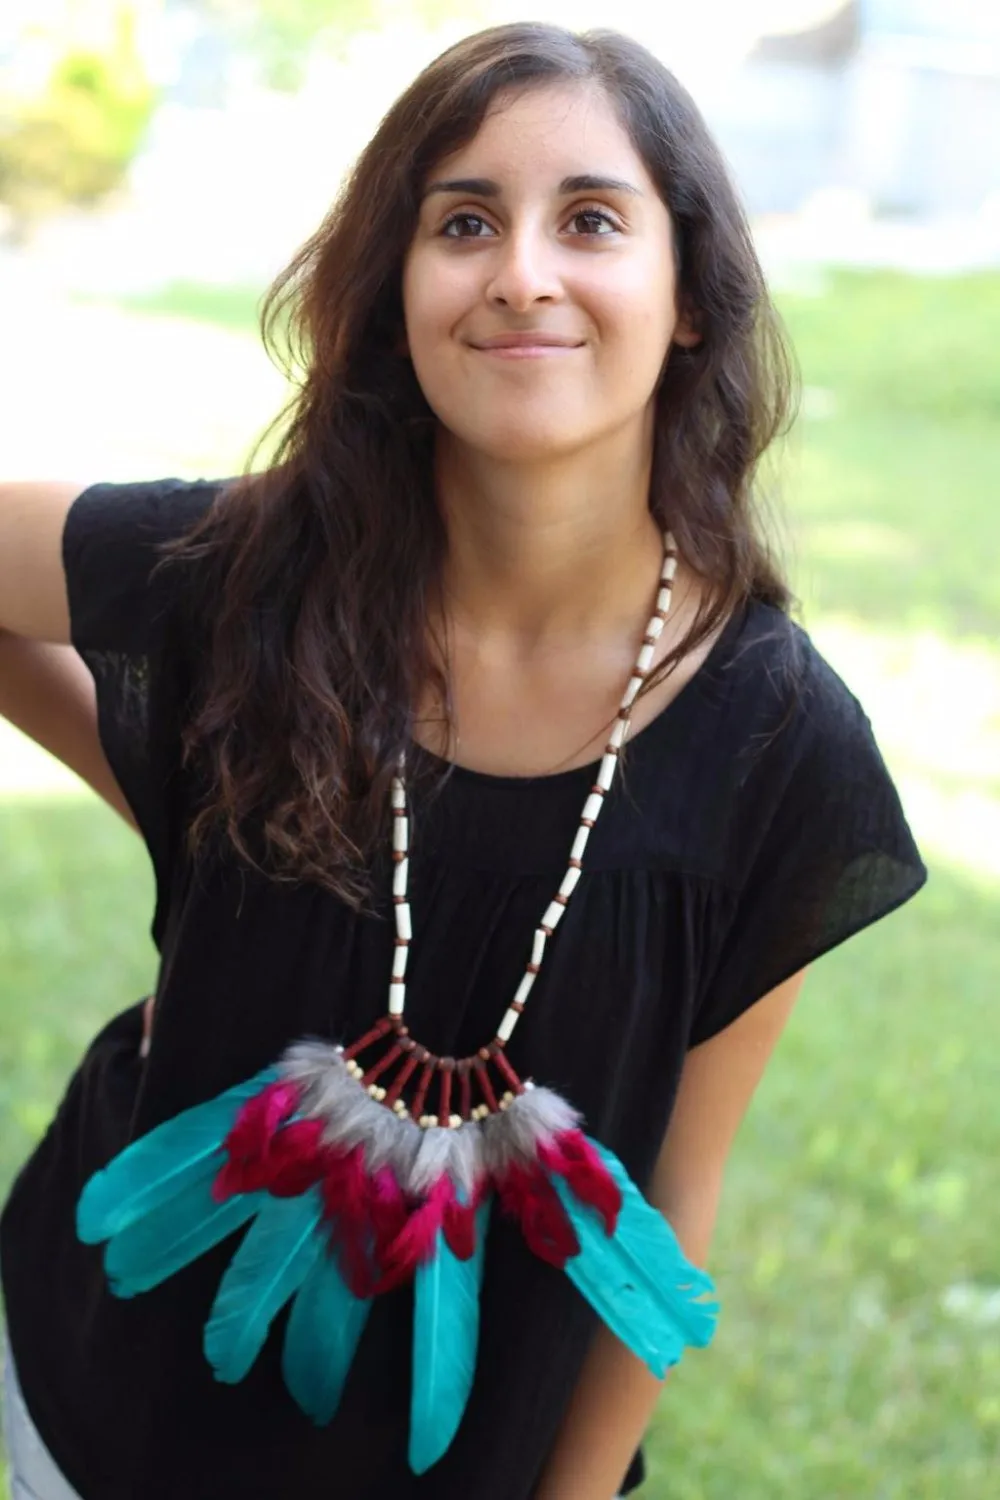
(0, 6, 156, 240)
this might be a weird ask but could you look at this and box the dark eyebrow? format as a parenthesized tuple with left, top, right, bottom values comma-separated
(421, 173, 642, 200)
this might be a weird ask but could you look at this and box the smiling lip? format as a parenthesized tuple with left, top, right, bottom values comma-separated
(470, 332, 583, 356)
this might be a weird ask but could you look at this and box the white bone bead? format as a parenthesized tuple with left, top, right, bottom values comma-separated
(621, 675, 642, 709)
(662, 554, 678, 581)
(596, 753, 617, 792)
(646, 614, 665, 639)
(570, 825, 590, 862)
(636, 642, 656, 674)
(558, 865, 582, 899)
(582, 791, 604, 824)
(392, 818, 408, 853)
(608, 717, 628, 749)
(389, 982, 406, 1015)
(392, 944, 408, 979)
(391, 781, 406, 809)
(393, 857, 408, 897)
(395, 903, 412, 941)
(531, 929, 547, 966)
(513, 970, 537, 1008)
(656, 586, 672, 613)
(542, 899, 566, 932)
(497, 1006, 521, 1042)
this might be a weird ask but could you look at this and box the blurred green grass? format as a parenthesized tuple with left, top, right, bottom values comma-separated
(2, 267, 999, 1497)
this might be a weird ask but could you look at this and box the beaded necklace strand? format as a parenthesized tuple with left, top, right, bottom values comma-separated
(341, 529, 678, 1129)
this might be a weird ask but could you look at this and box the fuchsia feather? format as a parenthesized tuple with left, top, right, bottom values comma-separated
(212, 1080, 304, 1201)
(493, 1161, 580, 1267)
(379, 1176, 455, 1290)
(538, 1128, 622, 1235)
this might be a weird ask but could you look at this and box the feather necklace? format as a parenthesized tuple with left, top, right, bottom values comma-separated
(77, 529, 720, 1473)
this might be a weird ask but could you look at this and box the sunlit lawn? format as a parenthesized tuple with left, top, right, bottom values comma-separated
(1, 268, 998, 1497)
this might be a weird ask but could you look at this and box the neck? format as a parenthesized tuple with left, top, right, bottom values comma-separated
(432, 427, 664, 651)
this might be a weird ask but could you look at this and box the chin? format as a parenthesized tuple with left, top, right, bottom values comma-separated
(449, 412, 599, 465)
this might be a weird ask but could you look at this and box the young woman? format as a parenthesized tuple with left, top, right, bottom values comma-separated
(0, 23, 926, 1500)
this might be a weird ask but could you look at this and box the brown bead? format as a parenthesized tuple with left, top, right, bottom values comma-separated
(568, 859, 582, 871)
(526, 962, 541, 974)
(511, 1001, 525, 1014)
(554, 894, 569, 908)
(590, 784, 606, 796)
(440, 1056, 456, 1071)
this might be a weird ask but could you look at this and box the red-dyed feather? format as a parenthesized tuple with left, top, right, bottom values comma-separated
(539, 1129, 622, 1236)
(320, 1145, 377, 1297)
(262, 1118, 328, 1197)
(368, 1166, 409, 1260)
(494, 1161, 579, 1268)
(378, 1176, 454, 1290)
(212, 1081, 305, 1200)
(442, 1195, 480, 1261)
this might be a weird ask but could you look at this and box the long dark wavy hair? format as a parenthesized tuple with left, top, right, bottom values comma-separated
(157, 22, 798, 909)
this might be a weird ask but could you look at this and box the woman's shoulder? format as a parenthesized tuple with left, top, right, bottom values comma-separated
(720, 597, 876, 769)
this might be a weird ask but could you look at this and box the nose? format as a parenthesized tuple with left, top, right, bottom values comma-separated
(484, 224, 563, 312)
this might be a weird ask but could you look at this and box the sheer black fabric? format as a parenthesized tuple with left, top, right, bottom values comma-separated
(0, 478, 927, 1500)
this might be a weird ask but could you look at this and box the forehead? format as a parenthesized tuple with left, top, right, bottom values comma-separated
(428, 81, 653, 191)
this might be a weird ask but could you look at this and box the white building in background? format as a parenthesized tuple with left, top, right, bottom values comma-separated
(706, 0, 1000, 217)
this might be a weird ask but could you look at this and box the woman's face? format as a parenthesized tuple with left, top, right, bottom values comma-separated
(401, 81, 696, 466)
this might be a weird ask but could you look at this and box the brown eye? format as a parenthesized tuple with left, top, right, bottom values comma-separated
(441, 213, 496, 239)
(569, 208, 618, 236)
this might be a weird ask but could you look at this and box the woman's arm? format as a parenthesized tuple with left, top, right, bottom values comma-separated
(533, 967, 809, 1500)
(0, 627, 137, 831)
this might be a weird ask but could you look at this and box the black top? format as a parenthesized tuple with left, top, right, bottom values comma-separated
(0, 478, 927, 1500)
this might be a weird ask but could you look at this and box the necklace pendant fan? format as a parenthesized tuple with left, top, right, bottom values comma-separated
(77, 1031, 719, 1474)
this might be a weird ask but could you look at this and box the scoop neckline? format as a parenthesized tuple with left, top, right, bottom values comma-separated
(412, 598, 749, 790)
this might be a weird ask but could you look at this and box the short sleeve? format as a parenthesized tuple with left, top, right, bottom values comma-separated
(62, 477, 221, 947)
(690, 645, 928, 1047)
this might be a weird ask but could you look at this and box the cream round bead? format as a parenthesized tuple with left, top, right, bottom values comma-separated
(426, 1115, 439, 1129)
(448, 1114, 463, 1129)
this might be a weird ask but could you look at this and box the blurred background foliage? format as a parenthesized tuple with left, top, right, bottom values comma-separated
(0, 9, 155, 236)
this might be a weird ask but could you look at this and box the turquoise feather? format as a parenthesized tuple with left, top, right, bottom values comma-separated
(203, 1188, 325, 1384)
(77, 1067, 279, 1243)
(104, 1176, 265, 1297)
(409, 1196, 491, 1476)
(551, 1137, 719, 1378)
(281, 1245, 373, 1424)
